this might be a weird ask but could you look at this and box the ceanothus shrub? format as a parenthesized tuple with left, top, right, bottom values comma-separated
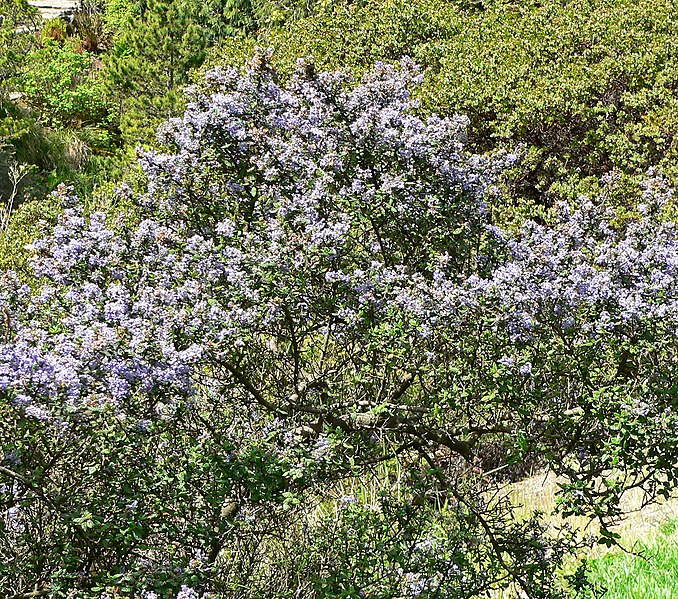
(2, 52, 678, 597)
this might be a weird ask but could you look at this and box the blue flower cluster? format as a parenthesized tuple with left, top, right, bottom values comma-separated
(0, 56, 508, 425)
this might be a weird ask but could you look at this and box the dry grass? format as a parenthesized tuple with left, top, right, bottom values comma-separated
(507, 471, 678, 558)
(490, 472, 678, 597)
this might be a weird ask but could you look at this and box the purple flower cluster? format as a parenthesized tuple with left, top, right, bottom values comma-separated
(2, 55, 677, 434)
(460, 187, 678, 344)
(0, 56, 508, 423)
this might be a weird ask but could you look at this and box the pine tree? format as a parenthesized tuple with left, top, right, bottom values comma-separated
(106, 0, 208, 144)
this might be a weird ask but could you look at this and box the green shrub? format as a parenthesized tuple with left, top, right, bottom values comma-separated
(0, 0, 38, 94)
(211, 0, 678, 207)
(0, 191, 62, 273)
(18, 39, 111, 129)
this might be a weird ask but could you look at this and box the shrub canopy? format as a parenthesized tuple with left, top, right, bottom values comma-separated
(3, 56, 678, 597)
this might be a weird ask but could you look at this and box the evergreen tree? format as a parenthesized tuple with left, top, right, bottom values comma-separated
(109, 0, 207, 95)
(106, 0, 208, 144)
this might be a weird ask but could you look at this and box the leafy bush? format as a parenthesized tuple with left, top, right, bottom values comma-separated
(4, 56, 678, 597)
(19, 39, 111, 128)
(0, 189, 62, 270)
(0, 0, 39, 182)
(0, 2, 121, 204)
(0, 0, 38, 94)
(212, 0, 678, 208)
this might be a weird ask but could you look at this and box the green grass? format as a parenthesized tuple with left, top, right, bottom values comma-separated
(501, 472, 678, 596)
(588, 520, 678, 598)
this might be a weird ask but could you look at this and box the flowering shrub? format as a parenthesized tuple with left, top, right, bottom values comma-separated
(2, 54, 678, 597)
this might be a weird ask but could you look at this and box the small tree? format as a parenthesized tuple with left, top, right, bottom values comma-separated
(105, 0, 208, 145)
(3, 55, 678, 597)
